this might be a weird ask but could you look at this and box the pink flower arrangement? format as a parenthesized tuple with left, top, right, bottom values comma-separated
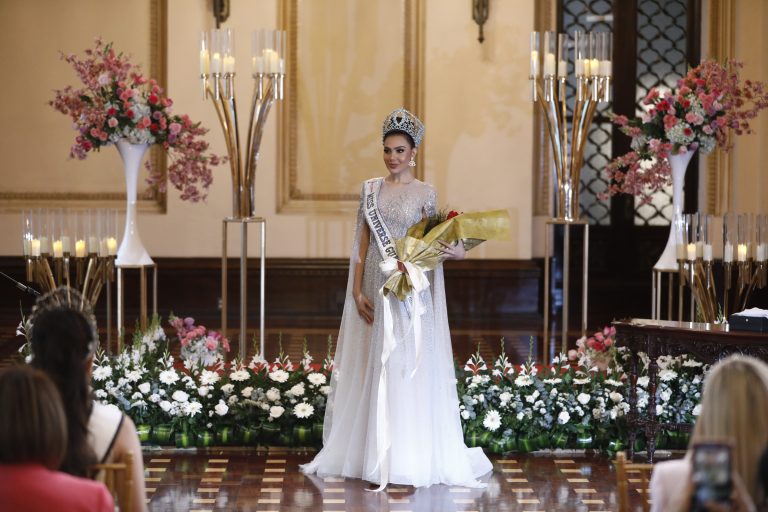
(50, 38, 225, 202)
(169, 315, 230, 367)
(569, 326, 617, 371)
(604, 60, 768, 202)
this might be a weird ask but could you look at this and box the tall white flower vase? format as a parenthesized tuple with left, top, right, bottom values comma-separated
(653, 150, 696, 271)
(115, 140, 154, 267)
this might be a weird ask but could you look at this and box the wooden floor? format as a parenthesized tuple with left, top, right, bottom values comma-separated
(140, 447, 653, 512)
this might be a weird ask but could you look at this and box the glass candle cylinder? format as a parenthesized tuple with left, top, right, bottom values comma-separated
(723, 213, 735, 263)
(529, 31, 540, 77)
(200, 31, 210, 75)
(557, 33, 567, 78)
(543, 31, 557, 77)
(674, 213, 687, 261)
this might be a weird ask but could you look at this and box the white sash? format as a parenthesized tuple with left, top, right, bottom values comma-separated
(362, 178, 428, 491)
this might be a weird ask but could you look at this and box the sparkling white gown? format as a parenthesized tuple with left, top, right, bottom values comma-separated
(301, 178, 493, 487)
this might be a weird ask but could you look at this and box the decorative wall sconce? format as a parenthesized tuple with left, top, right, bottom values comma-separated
(472, 0, 489, 43)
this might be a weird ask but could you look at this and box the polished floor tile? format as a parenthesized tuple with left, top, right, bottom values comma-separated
(141, 447, 656, 512)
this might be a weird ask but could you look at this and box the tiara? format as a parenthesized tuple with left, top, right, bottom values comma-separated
(382, 107, 425, 147)
(28, 286, 99, 355)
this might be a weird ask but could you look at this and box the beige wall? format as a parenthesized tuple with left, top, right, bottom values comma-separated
(0, 0, 534, 259)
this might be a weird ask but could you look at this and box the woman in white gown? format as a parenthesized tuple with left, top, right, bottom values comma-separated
(301, 108, 492, 488)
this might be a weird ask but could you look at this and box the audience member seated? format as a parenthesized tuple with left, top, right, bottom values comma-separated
(0, 365, 114, 511)
(650, 354, 768, 512)
(29, 287, 147, 512)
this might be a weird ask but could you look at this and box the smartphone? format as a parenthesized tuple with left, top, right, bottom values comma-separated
(691, 441, 733, 509)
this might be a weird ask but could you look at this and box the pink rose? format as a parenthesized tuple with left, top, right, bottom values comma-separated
(169, 122, 182, 135)
(205, 338, 218, 351)
(107, 117, 118, 128)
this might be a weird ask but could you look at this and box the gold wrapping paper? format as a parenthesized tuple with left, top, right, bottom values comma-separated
(383, 209, 511, 301)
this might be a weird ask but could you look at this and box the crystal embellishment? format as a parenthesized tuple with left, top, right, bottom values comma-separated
(382, 107, 425, 147)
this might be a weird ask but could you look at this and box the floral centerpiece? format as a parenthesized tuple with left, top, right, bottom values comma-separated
(604, 60, 768, 201)
(569, 326, 618, 371)
(169, 315, 230, 369)
(50, 38, 224, 201)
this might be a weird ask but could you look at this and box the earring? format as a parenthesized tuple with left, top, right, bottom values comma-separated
(408, 158, 416, 167)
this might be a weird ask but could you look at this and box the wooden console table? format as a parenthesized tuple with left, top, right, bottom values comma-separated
(613, 318, 768, 462)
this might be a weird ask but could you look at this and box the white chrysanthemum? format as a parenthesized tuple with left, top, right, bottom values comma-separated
(125, 370, 142, 382)
(659, 369, 678, 382)
(289, 383, 305, 397)
(138, 382, 151, 394)
(199, 370, 221, 386)
(307, 373, 327, 386)
(266, 387, 281, 402)
(293, 402, 315, 419)
(92, 366, 112, 381)
(185, 401, 203, 417)
(172, 390, 189, 403)
(241, 386, 254, 398)
(269, 405, 285, 418)
(230, 369, 250, 382)
(514, 375, 533, 387)
(159, 370, 179, 385)
(558, 410, 570, 424)
(573, 377, 590, 385)
(214, 400, 229, 416)
(482, 410, 502, 432)
(577, 393, 591, 405)
(269, 369, 289, 383)
(604, 379, 623, 387)
(609, 391, 623, 404)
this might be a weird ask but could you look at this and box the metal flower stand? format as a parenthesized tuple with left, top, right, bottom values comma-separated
(117, 263, 158, 351)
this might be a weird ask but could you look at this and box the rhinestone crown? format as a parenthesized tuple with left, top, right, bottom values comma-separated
(382, 107, 425, 147)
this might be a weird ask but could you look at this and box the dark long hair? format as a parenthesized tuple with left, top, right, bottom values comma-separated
(29, 287, 98, 477)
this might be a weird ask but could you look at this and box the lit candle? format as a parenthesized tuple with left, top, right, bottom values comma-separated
(107, 237, 118, 256)
(589, 58, 599, 77)
(737, 243, 748, 262)
(211, 52, 222, 74)
(262, 49, 279, 73)
(543, 52, 556, 76)
(61, 236, 71, 254)
(88, 236, 98, 254)
(223, 55, 236, 73)
(686, 243, 696, 261)
(31, 239, 41, 257)
(530, 50, 539, 76)
(574, 59, 585, 76)
(200, 49, 210, 75)
(724, 241, 733, 263)
(557, 59, 567, 78)
(52, 240, 63, 258)
(75, 239, 86, 258)
(40, 236, 49, 254)
(703, 244, 713, 262)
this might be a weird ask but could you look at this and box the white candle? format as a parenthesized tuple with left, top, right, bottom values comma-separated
(279, 58, 285, 75)
(557, 59, 567, 78)
(724, 241, 733, 263)
(676, 243, 686, 260)
(52, 240, 63, 258)
(543, 52, 556, 76)
(262, 49, 279, 73)
(200, 49, 210, 74)
(589, 58, 599, 77)
(737, 243, 748, 262)
(695, 241, 704, 258)
(61, 236, 71, 254)
(22, 238, 31, 256)
(599, 60, 612, 77)
(211, 52, 222, 74)
(687, 243, 697, 261)
(107, 237, 118, 256)
(574, 59, 585, 76)
(530, 50, 539, 76)
(88, 236, 98, 254)
(223, 55, 236, 73)
(703, 244, 713, 262)
(31, 239, 41, 257)
(39, 236, 49, 254)
(75, 239, 86, 258)
(757, 243, 767, 262)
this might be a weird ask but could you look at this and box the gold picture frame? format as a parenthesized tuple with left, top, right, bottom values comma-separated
(277, 0, 425, 213)
(0, 0, 167, 212)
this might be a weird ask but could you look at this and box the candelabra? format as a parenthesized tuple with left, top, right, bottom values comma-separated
(531, 29, 612, 358)
(21, 209, 118, 348)
(199, 28, 285, 359)
(675, 213, 768, 323)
